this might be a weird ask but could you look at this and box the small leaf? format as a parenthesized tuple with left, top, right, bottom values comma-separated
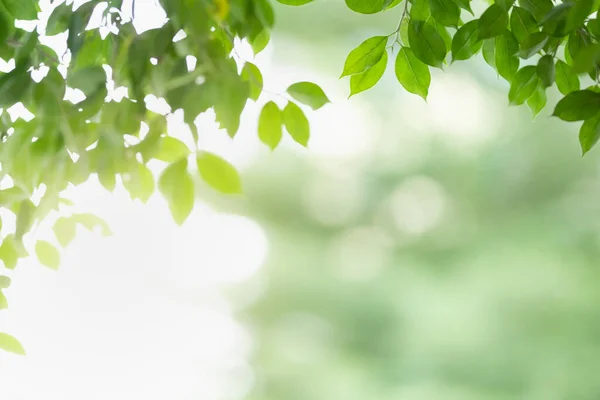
(196, 151, 243, 194)
(580, 112, 600, 155)
(495, 30, 520, 81)
(0, 332, 25, 355)
(452, 20, 482, 61)
(552, 90, 600, 121)
(283, 101, 311, 146)
(482, 38, 496, 69)
(408, 20, 448, 67)
(429, 0, 460, 27)
(158, 159, 195, 225)
(35, 241, 60, 270)
(536, 54, 555, 87)
(555, 60, 580, 95)
(53, 217, 76, 248)
(508, 65, 539, 105)
(73, 213, 112, 236)
(242, 62, 263, 101)
(123, 163, 155, 204)
(527, 83, 547, 117)
(518, 32, 549, 59)
(395, 47, 431, 100)
(478, 4, 509, 39)
(0, 235, 18, 270)
(250, 29, 270, 55)
(258, 101, 283, 150)
(350, 50, 388, 96)
(286, 82, 330, 110)
(0, 291, 7, 309)
(154, 137, 190, 162)
(341, 36, 388, 77)
(0, 275, 11, 289)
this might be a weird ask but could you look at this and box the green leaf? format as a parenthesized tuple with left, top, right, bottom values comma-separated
(158, 159, 195, 225)
(565, 0, 593, 33)
(0, 275, 11, 289)
(35, 240, 60, 270)
(53, 217, 76, 248)
(287, 82, 330, 110)
(495, 0, 515, 10)
(0, 235, 18, 270)
(123, 163, 155, 204)
(411, 0, 431, 19)
(67, 66, 106, 96)
(250, 29, 270, 55)
(350, 50, 388, 96)
(2, 0, 38, 20)
(154, 137, 190, 162)
(196, 151, 243, 194)
(429, 0, 460, 27)
(482, 38, 496, 69)
(588, 18, 600, 37)
(552, 90, 600, 121)
(395, 47, 431, 100)
(478, 4, 509, 40)
(345, 0, 388, 14)
(527, 83, 547, 117)
(536, 54, 555, 87)
(555, 60, 580, 95)
(0, 68, 32, 108)
(508, 66, 539, 105)
(0, 291, 7, 309)
(283, 101, 311, 146)
(15, 200, 35, 241)
(495, 30, 520, 81)
(46, 3, 71, 35)
(510, 7, 538, 43)
(579, 112, 600, 154)
(408, 20, 447, 67)
(452, 21, 482, 61)
(0, 332, 25, 355)
(340, 36, 388, 77)
(518, 0, 553, 21)
(518, 32, 548, 59)
(450, 0, 473, 14)
(72, 213, 111, 236)
(242, 62, 263, 101)
(276, 0, 315, 4)
(258, 101, 283, 150)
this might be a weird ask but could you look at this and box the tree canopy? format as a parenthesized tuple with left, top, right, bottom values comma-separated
(0, 0, 598, 354)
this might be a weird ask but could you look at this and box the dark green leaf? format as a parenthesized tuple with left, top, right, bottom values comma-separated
(518, 0, 553, 21)
(478, 5, 509, 39)
(408, 20, 447, 67)
(580, 112, 600, 154)
(555, 60, 580, 94)
(508, 65, 539, 105)
(552, 90, 600, 121)
(429, 0, 460, 27)
(452, 20, 482, 61)
(510, 7, 538, 43)
(565, 0, 594, 33)
(450, 0, 472, 13)
(536, 54, 555, 87)
(518, 32, 548, 58)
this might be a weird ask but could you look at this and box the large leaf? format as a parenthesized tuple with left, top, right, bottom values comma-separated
(552, 90, 600, 121)
(395, 47, 431, 100)
(408, 20, 447, 67)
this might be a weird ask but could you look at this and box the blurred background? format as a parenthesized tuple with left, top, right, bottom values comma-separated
(3, 0, 600, 399)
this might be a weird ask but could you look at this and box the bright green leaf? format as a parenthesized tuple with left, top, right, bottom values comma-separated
(452, 21, 482, 61)
(552, 90, 600, 121)
(158, 159, 195, 225)
(408, 20, 447, 67)
(53, 217, 76, 248)
(518, 32, 548, 59)
(154, 137, 190, 162)
(287, 82, 330, 110)
(258, 101, 283, 150)
(0, 332, 25, 355)
(580, 112, 600, 155)
(555, 60, 580, 95)
(527, 83, 547, 117)
(395, 46, 431, 100)
(495, 30, 519, 81)
(283, 101, 311, 146)
(429, 0, 460, 27)
(508, 65, 539, 105)
(196, 151, 243, 194)
(536, 54, 555, 87)
(478, 5, 509, 40)
(350, 50, 388, 96)
(510, 7, 538, 43)
(35, 240, 60, 270)
(340, 36, 388, 77)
